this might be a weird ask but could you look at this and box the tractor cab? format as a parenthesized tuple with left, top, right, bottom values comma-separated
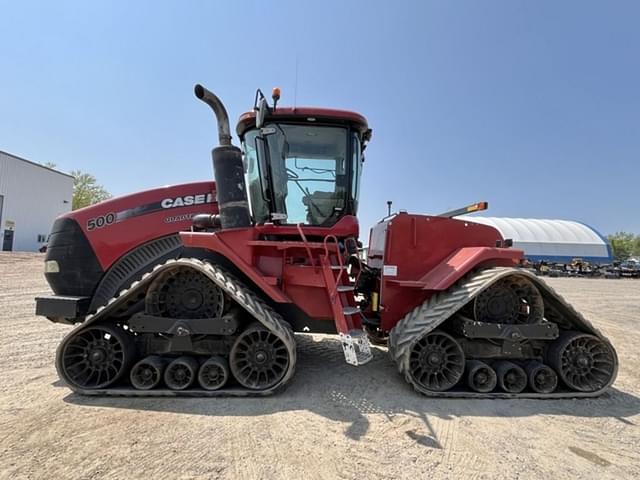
(236, 89, 371, 228)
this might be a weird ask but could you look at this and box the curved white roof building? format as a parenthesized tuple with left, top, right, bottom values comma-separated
(459, 216, 613, 263)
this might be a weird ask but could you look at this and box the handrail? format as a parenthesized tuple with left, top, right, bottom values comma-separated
(323, 234, 345, 299)
(296, 223, 316, 268)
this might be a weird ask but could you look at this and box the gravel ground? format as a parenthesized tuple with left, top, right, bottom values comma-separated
(1, 252, 639, 480)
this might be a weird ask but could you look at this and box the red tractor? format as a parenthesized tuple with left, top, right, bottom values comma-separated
(36, 85, 617, 398)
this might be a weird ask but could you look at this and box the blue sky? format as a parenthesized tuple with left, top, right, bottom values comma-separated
(1, 0, 638, 235)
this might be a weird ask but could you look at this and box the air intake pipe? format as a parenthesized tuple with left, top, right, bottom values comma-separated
(194, 84, 251, 229)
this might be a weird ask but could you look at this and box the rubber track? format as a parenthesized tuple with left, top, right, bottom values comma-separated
(55, 258, 297, 397)
(388, 267, 619, 399)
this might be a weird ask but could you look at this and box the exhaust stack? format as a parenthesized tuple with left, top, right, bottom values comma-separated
(194, 84, 232, 146)
(194, 84, 251, 230)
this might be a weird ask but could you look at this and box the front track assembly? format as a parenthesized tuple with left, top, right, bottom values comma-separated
(388, 267, 618, 398)
(56, 258, 297, 397)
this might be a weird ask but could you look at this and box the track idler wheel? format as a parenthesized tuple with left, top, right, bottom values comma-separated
(495, 361, 527, 393)
(58, 323, 135, 390)
(473, 276, 544, 324)
(525, 361, 558, 394)
(546, 331, 616, 392)
(466, 360, 497, 393)
(198, 356, 229, 390)
(130, 356, 165, 390)
(230, 323, 291, 390)
(164, 356, 199, 390)
(408, 330, 465, 392)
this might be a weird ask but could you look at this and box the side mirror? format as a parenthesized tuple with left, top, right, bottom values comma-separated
(256, 95, 268, 128)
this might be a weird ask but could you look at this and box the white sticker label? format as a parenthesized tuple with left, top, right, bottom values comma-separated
(383, 265, 398, 276)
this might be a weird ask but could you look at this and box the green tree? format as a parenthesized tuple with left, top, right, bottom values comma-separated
(608, 232, 637, 260)
(71, 170, 112, 210)
(43, 161, 57, 169)
(633, 235, 640, 257)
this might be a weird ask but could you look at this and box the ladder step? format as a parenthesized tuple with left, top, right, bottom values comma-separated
(336, 285, 355, 292)
(331, 265, 346, 270)
(343, 306, 360, 316)
(340, 329, 373, 366)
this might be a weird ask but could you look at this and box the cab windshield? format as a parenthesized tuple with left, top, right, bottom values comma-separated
(243, 124, 358, 226)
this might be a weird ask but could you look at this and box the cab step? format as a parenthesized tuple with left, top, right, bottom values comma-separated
(336, 285, 355, 292)
(340, 329, 373, 366)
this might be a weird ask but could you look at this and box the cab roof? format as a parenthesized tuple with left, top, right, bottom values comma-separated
(236, 107, 370, 138)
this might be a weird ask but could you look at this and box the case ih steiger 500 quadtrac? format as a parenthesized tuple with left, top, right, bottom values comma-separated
(36, 85, 618, 398)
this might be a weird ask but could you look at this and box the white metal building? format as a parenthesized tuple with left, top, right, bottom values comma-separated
(0, 150, 73, 252)
(459, 216, 613, 264)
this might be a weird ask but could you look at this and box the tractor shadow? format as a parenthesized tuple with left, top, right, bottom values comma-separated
(62, 334, 640, 447)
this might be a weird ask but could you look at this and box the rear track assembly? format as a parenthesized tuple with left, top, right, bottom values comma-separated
(388, 267, 618, 399)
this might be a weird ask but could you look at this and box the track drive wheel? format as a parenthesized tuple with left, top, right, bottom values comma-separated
(147, 267, 225, 319)
(408, 330, 465, 392)
(58, 323, 135, 389)
(473, 276, 544, 324)
(230, 323, 291, 390)
(546, 331, 616, 392)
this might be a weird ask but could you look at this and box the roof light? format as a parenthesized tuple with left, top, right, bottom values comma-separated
(272, 87, 281, 110)
(466, 202, 488, 213)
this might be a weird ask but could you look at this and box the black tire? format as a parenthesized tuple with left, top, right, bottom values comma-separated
(57, 323, 135, 390)
(546, 331, 616, 392)
(408, 330, 465, 392)
(229, 323, 291, 390)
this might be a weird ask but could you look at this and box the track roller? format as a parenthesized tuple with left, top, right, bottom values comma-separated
(130, 356, 165, 390)
(525, 361, 557, 394)
(466, 360, 497, 393)
(495, 361, 527, 393)
(198, 356, 229, 390)
(164, 356, 199, 390)
(547, 331, 616, 392)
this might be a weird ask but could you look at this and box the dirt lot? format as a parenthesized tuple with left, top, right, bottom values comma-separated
(0, 252, 639, 479)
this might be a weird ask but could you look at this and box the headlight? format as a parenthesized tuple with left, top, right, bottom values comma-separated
(45, 260, 60, 273)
